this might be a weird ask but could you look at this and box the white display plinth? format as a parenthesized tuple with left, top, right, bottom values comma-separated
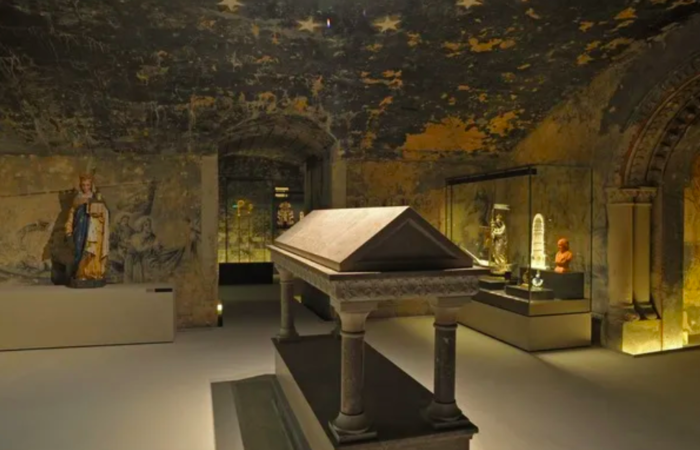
(0, 283, 175, 351)
(458, 301, 591, 352)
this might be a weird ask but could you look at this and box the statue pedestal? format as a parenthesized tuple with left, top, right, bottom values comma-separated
(504, 285, 555, 301)
(606, 317, 662, 355)
(478, 276, 506, 291)
(0, 283, 175, 351)
(68, 278, 107, 289)
(461, 290, 591, 351)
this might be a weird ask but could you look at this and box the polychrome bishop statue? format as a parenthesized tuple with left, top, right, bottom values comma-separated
(64, 173, 110, 288)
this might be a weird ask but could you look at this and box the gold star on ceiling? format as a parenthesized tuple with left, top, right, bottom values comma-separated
(456, 0, 483, 9)
(218, 0, 244, 13)
(373, 16, 401, 33)
(297, 17, 322, 33)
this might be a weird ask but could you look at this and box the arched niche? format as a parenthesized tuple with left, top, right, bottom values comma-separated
(219, 114, 339, 213)
(216, 114, 342, 315)
(609, 53, 700, 352)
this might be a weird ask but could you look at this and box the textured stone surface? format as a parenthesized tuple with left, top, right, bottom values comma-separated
(1, 1, 699, 160)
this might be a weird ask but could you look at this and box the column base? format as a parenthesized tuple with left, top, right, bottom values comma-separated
(275, 329, 300, 342)
(328, 413, 377, 444)
(423, 401, 475, 431)
(634, 300, 659, 320)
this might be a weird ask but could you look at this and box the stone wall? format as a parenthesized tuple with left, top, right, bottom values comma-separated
(0, 153, 218, 328)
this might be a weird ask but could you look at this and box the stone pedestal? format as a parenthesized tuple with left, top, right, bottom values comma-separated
(276, 268, 299, 342)
(328, 300, 378, 443)
(606, 313, 662, 355)
(478, 276, 506, 291)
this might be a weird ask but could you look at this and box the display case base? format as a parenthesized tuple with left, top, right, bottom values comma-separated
(519, 268, 584, 299)
(0, 283, 175, 351)
(478, 276, 506, 291)
(474, 289, 589, 316)
(273, 335, 477, 450)
(504, 285, 555, 301)
(460, 296, 591, 351)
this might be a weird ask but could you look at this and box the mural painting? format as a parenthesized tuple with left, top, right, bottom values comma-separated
(0, 178, 201, 287)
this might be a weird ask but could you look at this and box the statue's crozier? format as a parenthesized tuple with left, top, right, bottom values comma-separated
(65, 174, 110, 288)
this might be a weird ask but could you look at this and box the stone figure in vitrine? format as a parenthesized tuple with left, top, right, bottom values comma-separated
(489, 212, 509, 273)
(554, 238, 573, 273)
(531, 214, 546, 270)
(64, 173, 110, 288)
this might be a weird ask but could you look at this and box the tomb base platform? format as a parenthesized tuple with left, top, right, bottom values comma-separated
(0, 283, 175, 351)
(273, 335, 477, 450)
(460, 291, 591, 351)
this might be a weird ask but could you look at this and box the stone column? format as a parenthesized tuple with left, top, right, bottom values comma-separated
(328, 300, 378, 443)
(275, 267, 299, 341)
(606, 189, 636, 310)
(425, 297, 471, 430)
(632, 188, 659, 319)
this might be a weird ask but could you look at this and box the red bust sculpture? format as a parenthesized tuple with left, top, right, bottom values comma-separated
(555, 238, 573, 273)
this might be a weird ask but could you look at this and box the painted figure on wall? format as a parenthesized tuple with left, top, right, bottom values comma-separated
(64, 174, 110, 288)
(125, 217, 159, 283)
(555, 238, 573, 273)
(490, 213, 509, 273)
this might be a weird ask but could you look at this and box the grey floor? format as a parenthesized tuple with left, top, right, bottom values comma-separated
(1, 284, 700, 450)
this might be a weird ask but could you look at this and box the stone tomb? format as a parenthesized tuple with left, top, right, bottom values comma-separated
(268, 206, 488, 450)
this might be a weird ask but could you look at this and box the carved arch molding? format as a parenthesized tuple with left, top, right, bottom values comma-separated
(621, 53, 700, 186)
(218, 114, 337, 162)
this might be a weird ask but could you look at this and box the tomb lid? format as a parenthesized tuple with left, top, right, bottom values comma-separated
(273, 206, 474, 272)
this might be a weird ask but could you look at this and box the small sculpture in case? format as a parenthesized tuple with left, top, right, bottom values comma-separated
(555, 238, 573, 273)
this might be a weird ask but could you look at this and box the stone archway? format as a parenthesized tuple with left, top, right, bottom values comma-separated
(620, 53, 700, 187)
(219, 114, 340, 213)
(607, 54, 700, 353)
(216, 114, 342, 315)
(219, 113, 342, 227)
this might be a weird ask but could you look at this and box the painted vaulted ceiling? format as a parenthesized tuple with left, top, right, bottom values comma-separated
(0, 0, 698, 159)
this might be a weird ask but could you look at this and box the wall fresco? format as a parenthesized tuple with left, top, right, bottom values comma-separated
(0, 154, 216, 327)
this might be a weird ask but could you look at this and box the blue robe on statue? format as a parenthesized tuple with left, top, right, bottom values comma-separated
(71, 203, 91, 277)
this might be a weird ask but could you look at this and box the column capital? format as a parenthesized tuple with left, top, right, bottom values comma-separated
(330, 298, 378, 315)
(276, 266, 294, 282)
(428, 296, 469, 325)
(331, 299, 377, 333)
(606, 187, 657, 205)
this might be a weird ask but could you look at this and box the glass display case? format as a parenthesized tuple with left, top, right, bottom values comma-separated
(220, 180, 305, 264)
(446, 165, 593, 350)
(273, 187, 305, 240)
